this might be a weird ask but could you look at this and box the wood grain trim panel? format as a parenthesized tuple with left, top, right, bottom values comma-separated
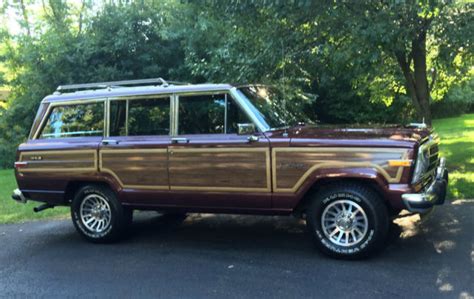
(99, 148, 169, 190)
(170, 147, 271, 193)
(272, 147, 409, 193)
(19, 150, 97, 173)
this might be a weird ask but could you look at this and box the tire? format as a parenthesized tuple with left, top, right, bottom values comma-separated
(306, 183, 389, 259)
(71, 184, 131, 243)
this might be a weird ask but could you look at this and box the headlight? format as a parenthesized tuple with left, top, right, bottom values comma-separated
(412, 144, 429, 183)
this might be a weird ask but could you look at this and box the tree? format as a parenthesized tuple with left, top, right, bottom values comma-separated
(316, 1, 474, 125)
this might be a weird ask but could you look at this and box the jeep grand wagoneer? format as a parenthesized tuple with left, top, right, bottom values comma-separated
(12, 78, 448, 259)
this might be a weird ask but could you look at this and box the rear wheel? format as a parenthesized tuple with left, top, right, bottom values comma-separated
(71, 185, 131, 243)
(306, 183, 389, 259)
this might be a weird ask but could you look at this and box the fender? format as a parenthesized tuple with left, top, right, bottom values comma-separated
(272, 166, 394, 210)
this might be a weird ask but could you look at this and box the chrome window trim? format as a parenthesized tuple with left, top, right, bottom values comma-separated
(104, 98, 110, 137)
(229, 87, 268, 132)
(224, 94, 228, 134)
(170, 94, 178, 136)
(33, 98, 107, 140)
(33, 87, 268, 140)
(125, 99, 129, 136)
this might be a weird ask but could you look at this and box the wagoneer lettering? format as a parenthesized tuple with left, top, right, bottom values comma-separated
(12, 78, 448, 259)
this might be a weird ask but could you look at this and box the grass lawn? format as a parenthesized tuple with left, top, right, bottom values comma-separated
(0, 169, 68, 224)
(433, 113, 474, 200)
(0, 113, 472, 223)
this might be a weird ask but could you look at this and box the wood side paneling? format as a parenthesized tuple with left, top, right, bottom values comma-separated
(169, 148, 270, 192)
(273, 147, 409, 193)
(100, 149, 169, 189)
(19, 150, 97, 172)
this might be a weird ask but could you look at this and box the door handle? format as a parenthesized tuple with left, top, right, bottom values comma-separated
(102, 139, 119, 145)
(247, 135, 259, 142)
(171, 137, 189, 144)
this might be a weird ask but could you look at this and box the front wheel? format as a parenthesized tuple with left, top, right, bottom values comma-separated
(71, 185, 131, 243)
(306, 183, 389, 259)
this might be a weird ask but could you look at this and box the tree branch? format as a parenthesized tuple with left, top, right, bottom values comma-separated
(18, 0, 31, 37)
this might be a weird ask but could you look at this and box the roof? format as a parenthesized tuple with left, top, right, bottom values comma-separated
(42, 83, 235, 103)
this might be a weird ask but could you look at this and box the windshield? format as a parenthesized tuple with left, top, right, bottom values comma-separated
(236, 86, 293, 130)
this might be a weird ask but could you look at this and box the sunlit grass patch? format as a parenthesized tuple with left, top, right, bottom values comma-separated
(434, 114, 474, 199)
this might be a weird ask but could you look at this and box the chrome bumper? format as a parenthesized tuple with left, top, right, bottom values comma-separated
(12, 188, 27, 204)
(402, 158, 448, 213)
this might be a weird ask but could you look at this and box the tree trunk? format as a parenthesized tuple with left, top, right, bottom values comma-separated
(394, 28, 432, 126)
(411, 29, 432, 126)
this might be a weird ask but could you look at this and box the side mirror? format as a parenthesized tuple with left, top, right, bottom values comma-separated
(237, 123, 256, 135)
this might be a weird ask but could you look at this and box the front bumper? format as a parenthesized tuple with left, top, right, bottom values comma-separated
(12, 188, 27, 204)
(402, 158, 448, 213)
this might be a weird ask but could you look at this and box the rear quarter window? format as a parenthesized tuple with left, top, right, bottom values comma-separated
(39, 102, 104, 139)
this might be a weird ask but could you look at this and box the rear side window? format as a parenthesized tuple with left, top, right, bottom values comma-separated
(129, 98, 170, 136)
(109, 97, 170, 136)
(39, 102, 104, 139)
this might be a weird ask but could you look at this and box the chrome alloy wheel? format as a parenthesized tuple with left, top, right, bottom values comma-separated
(321, 199, 369, 247)
(80, 194, 112, 233)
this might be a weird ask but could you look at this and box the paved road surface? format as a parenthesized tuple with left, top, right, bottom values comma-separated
(0, 200, 473, 298)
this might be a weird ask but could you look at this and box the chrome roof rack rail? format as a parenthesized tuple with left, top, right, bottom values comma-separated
(56, 78, 188, 92)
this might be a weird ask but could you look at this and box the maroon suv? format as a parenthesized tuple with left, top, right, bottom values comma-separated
(12, 78, 448, 259)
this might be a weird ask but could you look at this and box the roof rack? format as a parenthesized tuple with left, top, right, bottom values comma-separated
(56, 78, 188, 92)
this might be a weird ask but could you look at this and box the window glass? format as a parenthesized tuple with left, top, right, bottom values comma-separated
(110, 100, 126, 136)
(178, 94, 226, 134)
(40, 102, 104, 139)
(226, 98, 253, 134)
(128, 98, 170, 136)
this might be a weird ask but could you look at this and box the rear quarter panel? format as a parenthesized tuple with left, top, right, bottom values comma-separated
(16, 138, 103, 204)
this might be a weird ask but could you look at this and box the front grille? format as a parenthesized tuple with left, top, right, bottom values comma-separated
(420, 141, 439, 189)
(427, 143, 439, 172)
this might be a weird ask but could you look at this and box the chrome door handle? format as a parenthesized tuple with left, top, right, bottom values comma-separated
(171, 137, 189, 144)
(102, 139, 119, 145)
(247, 135, 259, 142)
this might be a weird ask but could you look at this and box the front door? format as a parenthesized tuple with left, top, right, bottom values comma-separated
(168, 92, 271, 209)
(99, 95, 172, 204)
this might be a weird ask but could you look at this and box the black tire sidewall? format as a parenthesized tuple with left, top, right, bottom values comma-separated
(71, 185, 122, 242)
(307, 187, 387, 258)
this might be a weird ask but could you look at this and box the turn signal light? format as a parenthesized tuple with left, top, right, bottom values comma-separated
(388, 160, 412, 167)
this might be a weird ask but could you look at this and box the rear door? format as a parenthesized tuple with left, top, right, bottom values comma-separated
(99, 95, 172, 204)
(168, 92, 271, 209)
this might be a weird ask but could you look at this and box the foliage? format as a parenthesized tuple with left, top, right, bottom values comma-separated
(0, 0, 473, 167)
(432, 78, 474, 118)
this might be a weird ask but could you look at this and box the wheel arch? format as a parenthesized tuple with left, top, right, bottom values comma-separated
(293, 176, 392, 217)
(64, 180, 117, 204)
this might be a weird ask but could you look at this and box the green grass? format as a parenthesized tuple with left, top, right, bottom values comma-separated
(0, 114, 472, 223)
(433, 113, 474, 200)
(0, 169, 68, 224)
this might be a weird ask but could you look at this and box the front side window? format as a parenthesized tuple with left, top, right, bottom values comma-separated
(39, 102, 104, 139)
(178, 94, 226, 134)
(177, 93, 253, 135)
(109, 97, 170, 136)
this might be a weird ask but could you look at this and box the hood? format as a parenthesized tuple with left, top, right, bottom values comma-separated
(266, 124, 432, 148)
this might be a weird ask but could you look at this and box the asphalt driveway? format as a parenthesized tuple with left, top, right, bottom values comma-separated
(0, 200, 472, 298)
